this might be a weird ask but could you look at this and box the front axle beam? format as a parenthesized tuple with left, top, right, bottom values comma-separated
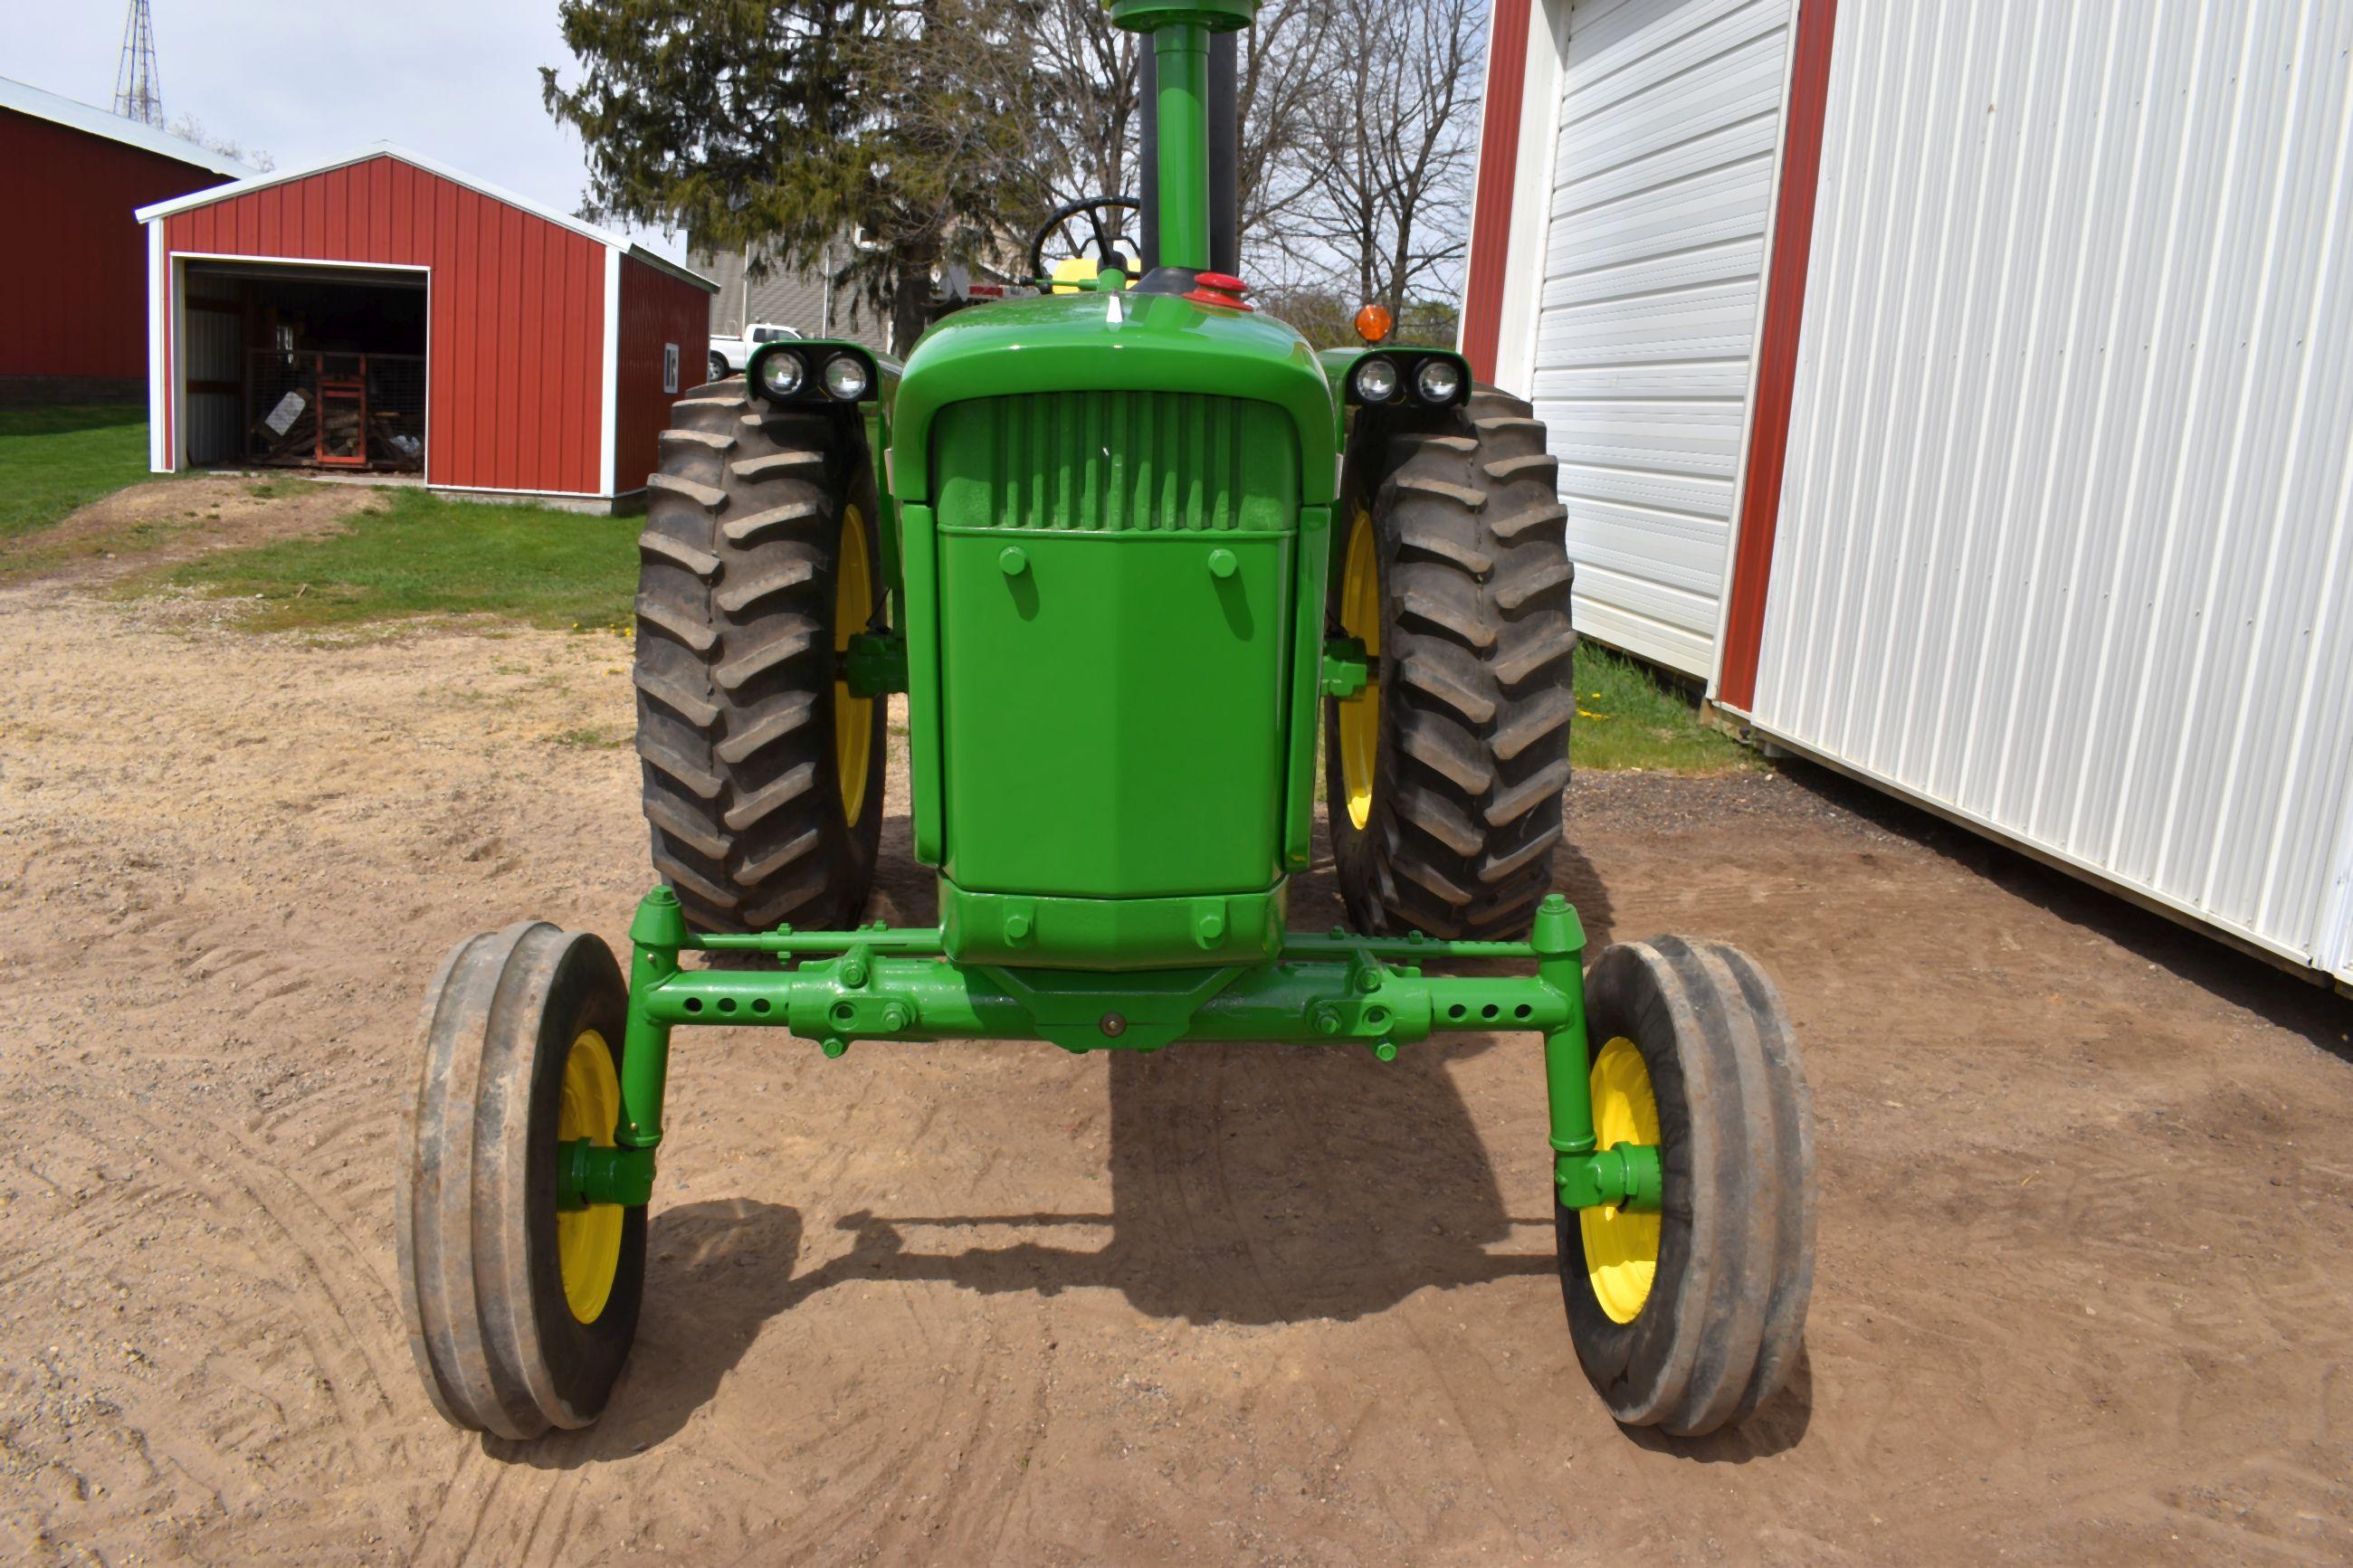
(609, 888, 1659, 1213)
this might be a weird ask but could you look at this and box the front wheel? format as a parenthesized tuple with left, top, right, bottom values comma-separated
(396, 923, 646, 1439)
(1557, 937, 1815, 1436)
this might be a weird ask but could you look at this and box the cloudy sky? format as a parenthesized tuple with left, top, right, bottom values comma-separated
(2, 0, 689, 261)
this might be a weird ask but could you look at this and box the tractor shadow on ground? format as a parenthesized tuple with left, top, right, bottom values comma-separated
(519, 813, 1762, 1461)
(767, 814, 1618, 1327)
(495, 1196, 805, 1469)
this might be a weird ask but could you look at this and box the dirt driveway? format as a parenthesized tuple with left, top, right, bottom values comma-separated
(2, 571, 2348, 1565)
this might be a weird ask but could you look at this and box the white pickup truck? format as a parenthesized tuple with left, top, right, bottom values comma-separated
(707, 323, 804, 381)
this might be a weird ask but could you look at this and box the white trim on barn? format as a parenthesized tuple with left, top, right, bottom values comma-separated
(600, 246, 623, 499)
(0, 73, 249, 177)
(147, 220, 167, 472)
(152, 251, 434, 482)
(1473, 4, 1572, 398)
(134, 141, 715, 293)
(1528, 0, 1796, 679)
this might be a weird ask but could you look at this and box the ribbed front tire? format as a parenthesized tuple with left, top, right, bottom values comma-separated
(397, 923, 644, 1439)
(1558, 937, 1816, 1436)
(1329, 386, 1577, 939)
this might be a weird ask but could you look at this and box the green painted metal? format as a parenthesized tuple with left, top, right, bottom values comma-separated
(843, 632, 907, 698)
(557, 1139, 656, 1211)
(618, 888, 684, 1151)
(1320, 636, 1369, 698)
(891, 294, 1336, 892)
(890, 293, 1337, 506)
(1279, 503, 1332, 872)
(609, 889, 1646, 1210)
(941, 882, 1284, 969)
(935, 391, 1298, 532)
(1106, 0, 1262, 33)
(1558, 1141, 1663, 1213)
(1148, 22, 1212, 269)
(932, 391, 1297, 900)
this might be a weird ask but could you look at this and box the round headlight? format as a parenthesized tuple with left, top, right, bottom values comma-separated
(1352, 356, 1399, 404)
(758, 350, 805, 398)
(1415, 358, 1463, 404)
(824, 354, 870, 401)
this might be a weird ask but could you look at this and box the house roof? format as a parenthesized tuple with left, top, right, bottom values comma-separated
(134, 141, 716, 293)
(0, 74, 252, 178)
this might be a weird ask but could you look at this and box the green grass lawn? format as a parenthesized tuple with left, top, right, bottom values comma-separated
(0, 404, 156, 543)
(1568, 641, 1758, 774)
(149, 485, 1741, 767)
(155, 486, 642, 632)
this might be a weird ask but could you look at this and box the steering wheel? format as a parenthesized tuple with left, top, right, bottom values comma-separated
(1028, 195, 1144, 286)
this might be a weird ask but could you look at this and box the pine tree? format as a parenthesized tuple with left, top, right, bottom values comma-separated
(543, 0, 1041, 351)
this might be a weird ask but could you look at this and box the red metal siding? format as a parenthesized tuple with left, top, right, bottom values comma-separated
(0, 107, 226, 380)
(1459, 0, 1533, 385)
(1717, 0, 1838, 711)
(614, 261, 713, 495)
(162, 156, 606, 494)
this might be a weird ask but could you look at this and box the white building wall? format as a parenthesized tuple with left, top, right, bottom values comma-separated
(1749, 0, 2353, 986)
(1527, 0, 1796, 678)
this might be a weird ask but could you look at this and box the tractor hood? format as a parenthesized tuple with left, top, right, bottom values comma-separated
(890, 290, 1339, 506)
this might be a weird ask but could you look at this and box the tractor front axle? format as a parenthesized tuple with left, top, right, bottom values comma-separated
(606, 886, 1658, 1216)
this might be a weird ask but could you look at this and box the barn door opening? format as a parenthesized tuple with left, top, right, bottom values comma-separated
(179, 260, 427, 474)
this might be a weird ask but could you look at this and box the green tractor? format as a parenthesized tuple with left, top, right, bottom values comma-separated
(397, 0, 1814, 1443)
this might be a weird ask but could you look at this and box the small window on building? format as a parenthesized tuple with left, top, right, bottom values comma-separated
(662, 343, 680, 395)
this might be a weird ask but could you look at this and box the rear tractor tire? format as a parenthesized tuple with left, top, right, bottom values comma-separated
(634, 379, 886, 935)
(397, 923, 645, 1439)
(1328, 385, 1576, 939)
(1558, 937, 1816, 1436)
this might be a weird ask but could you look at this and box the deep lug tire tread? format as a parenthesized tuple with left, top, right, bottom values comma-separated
(1555, 937, 1815, 1436)
(1329, 386, 1575, 939)
(634, 380, 884, 935)
(397, 923, 644, 1439)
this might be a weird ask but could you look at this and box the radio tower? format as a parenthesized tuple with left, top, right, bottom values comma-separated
(112, 0, 165, 128)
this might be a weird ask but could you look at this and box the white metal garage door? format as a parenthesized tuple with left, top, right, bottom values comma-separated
(1531, 0, 1794, 677)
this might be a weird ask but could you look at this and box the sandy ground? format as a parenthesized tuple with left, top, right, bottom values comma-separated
(2, 530, 2349, 1564)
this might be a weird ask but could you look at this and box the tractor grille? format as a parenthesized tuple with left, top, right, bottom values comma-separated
(933, 391, 1297, 533)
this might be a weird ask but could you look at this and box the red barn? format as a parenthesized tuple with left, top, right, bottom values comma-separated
(0, 75, 246, 399)
(138, 144, 714, 505)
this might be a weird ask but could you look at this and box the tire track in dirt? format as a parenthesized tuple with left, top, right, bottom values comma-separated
(6, 580, 2353, 1563)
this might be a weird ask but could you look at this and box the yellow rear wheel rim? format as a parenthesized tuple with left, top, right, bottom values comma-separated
(1336, 508, 1381, 832)
(834, 505, 874, 826)
(555, 1029, 624, 1325)
(1580, 1036, 1663, 1324)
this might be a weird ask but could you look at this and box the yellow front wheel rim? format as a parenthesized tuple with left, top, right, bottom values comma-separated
(1580, 1036, 1663, 1324)
(555, 1029, 624, 1324)
(1336, 507, 1382, 831)
(834, 505, 875, 826)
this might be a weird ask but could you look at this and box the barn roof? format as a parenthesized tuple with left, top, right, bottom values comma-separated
(135, 141, 715, 294)
(0, 74, 251, 178)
